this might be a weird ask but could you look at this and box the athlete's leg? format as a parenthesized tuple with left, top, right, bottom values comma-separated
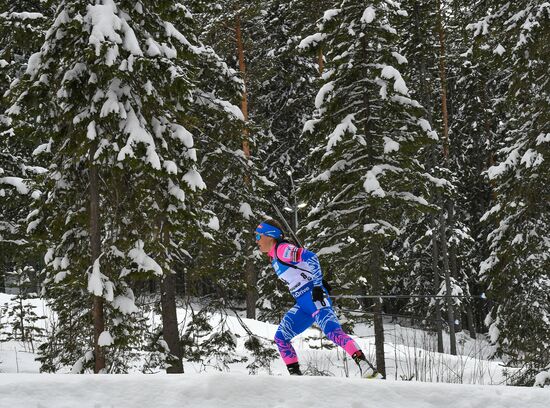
(274, 303, 314, 366)
(314, 307, 361, 356)
(294, 288, 362, 356)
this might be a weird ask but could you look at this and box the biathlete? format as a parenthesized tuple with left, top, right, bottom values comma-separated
(255, 219, 378, 378)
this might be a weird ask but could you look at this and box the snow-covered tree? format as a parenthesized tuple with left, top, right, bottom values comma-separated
(474, 1, 550, 385)
(299, 0, 440, 376)
(0, 0, 51, 293)
(7, 0, 241, 373)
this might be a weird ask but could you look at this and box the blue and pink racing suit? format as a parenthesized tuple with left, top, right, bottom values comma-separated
(269, 242, 361, 365)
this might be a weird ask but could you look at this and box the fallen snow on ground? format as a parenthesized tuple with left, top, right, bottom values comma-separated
(0, 372, 548, 408)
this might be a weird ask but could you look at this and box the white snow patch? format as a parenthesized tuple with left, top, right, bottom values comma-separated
(322, 9, 341, 22)
(298, 33, 326, 49)
(383, 137, 400, 153)
(98, 331, 114, 347)
(361, 7, 376, 24)
(381, 66, 409, 95)
(494, 44, 505, 55)
(87, 258, 104, 296)
(182, 169, 206, 191)
(207, 216, 220, 231)
(326, 114, 357, 151)
(392, 52, 408, 64)
(315, 81, 334, 109)
(239, 202, 253, 220)
(128, 240, 163, 276)
(0, 177, 29, 194)
(364, 168, 385, 197)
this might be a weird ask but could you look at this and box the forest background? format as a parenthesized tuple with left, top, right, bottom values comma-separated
(0, 0, 548, 386)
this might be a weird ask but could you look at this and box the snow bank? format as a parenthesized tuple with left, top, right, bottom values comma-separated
(0, 372, 548, 408)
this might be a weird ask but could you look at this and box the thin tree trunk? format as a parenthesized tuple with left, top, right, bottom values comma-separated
(159, 221, 183, 373)
(360, 33, 385, 375)
(447, 201, 462, 333)
(318, 47, 324, 75)
(466, 302, 477, 339)
(161, 272, 183, 373)
(371, 242, 386, 378)
(439, 206, 457, 355)
(430, 215, 445, 353)
(89, 143, 105, 373)
(436, 0, 457, 355)
(414, 0, 445, 352)
(235, 14, 257, 319)
(436, 0, 450, 159)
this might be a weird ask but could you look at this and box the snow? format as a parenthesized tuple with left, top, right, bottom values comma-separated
(113, 293, 139, 315)
(118, 108, 161, 170)
(86, 0, 123, 56)
(128, 240, 163, 276)
(2, 12, 44, 20)
(322, 9, 341, 22)
(364, 168, 385, 197)
(0, 368, 548, 408)
(1, 293, 547, 406)
(326, 114, 357, 151)
(87, 121, 97, 140)
(315, 81, 334, 109)
(207, 216, 220, 231)
(383, 137, 400, 153)
(361, 6, 376, 24)
(494, 44, 506, 55)
(239, 202, 253, 220)
(391, 51, 408, 64)
(0, 177, 29, 194)
(98, 331, 114, 346)
(380, 66, 408, 95)
(25, 52, 42, 78)
(298, 33, 327, 49)
(535, 370, 550, 388)
(87, 258, 104, 296)
(182, 169, 206, 191)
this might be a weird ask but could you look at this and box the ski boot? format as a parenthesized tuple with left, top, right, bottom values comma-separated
(286, 362, 303, 376)
(352, 350, 379, 379)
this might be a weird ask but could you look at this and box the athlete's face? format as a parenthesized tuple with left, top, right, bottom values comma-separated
(256, 234, 276, 254)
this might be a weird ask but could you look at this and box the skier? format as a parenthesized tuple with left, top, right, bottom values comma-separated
(255, 219, 379, 378)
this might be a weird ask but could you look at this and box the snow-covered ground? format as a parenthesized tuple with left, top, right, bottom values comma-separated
(1, 372, 548, 408)
(1, 293, 548, 407)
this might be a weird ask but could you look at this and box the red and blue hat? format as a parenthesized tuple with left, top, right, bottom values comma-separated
(255, 222, 283, 239)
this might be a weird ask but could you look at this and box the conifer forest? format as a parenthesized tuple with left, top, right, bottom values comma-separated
(0, 0, 548, 388)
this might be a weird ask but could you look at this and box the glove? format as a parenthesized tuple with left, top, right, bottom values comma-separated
(312, 286, 327, 309)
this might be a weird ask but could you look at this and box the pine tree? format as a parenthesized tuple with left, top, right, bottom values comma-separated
(475, 1, 550, 385)
(0, 0, 51, 293)
(299, 0, 440, 376)
(7, 0, 238, 373)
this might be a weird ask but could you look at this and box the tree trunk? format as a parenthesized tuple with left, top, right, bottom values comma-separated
(89, 143, 105, 373)
(430, 215, 444, 353)
(371, 242, 386, 378)
(436, 0, 457, 355)
(466, 302, 477, 339)
(447, 201, 462, 333)
(318, 47, 324, 75)
(235, 15, 257, 319)
(161, 271, 183, 373)
(439, 206, 457, 355)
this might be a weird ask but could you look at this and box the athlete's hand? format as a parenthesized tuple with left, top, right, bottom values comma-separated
(312, 286, 327, 309)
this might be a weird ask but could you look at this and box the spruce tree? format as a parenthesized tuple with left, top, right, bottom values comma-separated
(475, 1, 550, 385)
(7, 0, 237, 373)
(300, 0, 440, 376)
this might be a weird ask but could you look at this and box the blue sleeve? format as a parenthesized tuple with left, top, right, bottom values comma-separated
(301, 249, 323, 287)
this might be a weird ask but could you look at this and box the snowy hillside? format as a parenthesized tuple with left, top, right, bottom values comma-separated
(1, 293, 548, 407)
(1, 372, 549, 408)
